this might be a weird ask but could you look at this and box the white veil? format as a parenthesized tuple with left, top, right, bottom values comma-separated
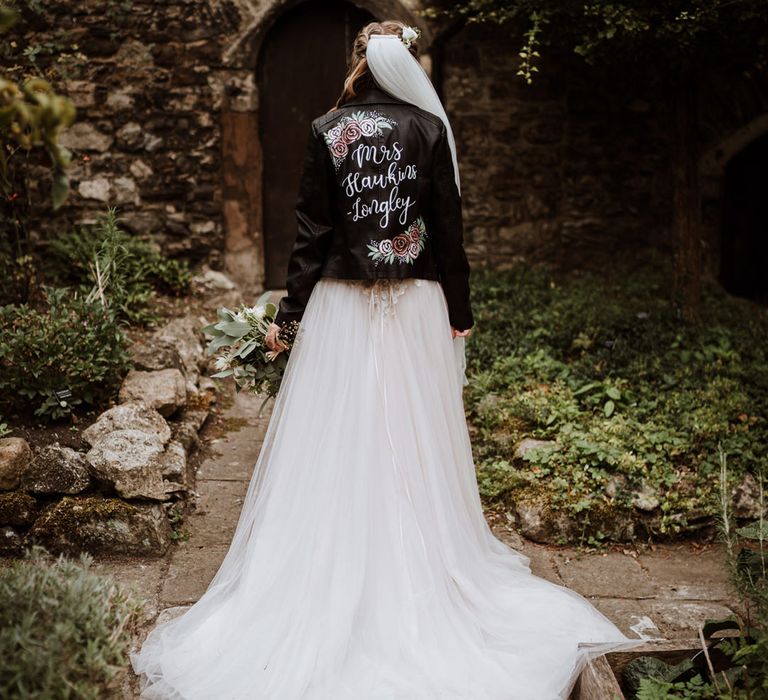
(366, 34, 461, 195)
(366, 33, 468, 387)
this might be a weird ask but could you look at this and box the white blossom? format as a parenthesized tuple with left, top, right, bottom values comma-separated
(401, 26, 419, 46)
(214, 355, 231, 371)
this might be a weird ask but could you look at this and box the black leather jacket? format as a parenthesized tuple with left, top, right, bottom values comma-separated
(274, 85, 474, 331)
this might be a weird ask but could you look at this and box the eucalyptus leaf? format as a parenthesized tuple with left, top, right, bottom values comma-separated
(218, 321, 252, 337)
(210, 369, 233, 378)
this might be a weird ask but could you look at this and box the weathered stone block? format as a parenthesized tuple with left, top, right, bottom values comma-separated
(160, 440, 187, 482)
(130, 316, 205, 383)
(85, 429, 167, 500)
(29, 496, 171, 556)
(0, 492, 39, 526)
(0, 438, 32, 491)
(78, 177, 111, 201)
(118, 369, 187, 417)
(82, 402, 171, 448)
(60, 122, 113, 152)
(22, 443, 91, 494)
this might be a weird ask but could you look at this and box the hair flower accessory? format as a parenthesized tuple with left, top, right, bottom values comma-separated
(400, 26, 421, 48)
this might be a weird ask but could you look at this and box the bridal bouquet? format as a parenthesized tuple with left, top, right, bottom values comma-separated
(202, 291, 299, 402)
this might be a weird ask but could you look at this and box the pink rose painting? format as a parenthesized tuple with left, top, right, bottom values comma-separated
(341, 121, 362, 143)
(323, 110, 397, 169)
(367, 217, 428, 266)
(330, 140, 349, 159)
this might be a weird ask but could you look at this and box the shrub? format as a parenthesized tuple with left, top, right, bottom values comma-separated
(466, 264, 768, 536)
(47, 208, 192, 324)
(0, 287, 130, 420)
(0, 545, 144, 700)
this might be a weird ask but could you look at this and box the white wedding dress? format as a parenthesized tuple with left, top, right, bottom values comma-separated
(131, 277, 645, 699)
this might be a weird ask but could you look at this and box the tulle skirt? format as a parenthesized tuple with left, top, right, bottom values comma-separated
(130, 277, 644, 700)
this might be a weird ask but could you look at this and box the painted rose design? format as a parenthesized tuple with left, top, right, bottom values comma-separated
(367, 217, 428, 266)
(330, 140, 348, 159)
(323, 110, 397, 169)
(342, 121, 362, 143)
(359, 118, 378, 136)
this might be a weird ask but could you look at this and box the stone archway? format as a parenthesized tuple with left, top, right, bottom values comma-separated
(218, 0, 434, 293)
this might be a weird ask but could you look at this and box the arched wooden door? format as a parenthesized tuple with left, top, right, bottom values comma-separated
(258, 0, 375, 288)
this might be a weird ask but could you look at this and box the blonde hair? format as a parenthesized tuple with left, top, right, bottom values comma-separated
(333, 20, 420, 110)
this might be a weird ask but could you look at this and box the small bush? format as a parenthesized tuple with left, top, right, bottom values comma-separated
(0, 545, 144, 700)
(0, 287, 130, 420)
(47, 208, 191, 324)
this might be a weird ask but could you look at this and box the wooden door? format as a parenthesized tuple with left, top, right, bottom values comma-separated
(259, 0, 375, 288)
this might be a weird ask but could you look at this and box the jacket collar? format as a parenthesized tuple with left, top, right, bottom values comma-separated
(342, 84, 408, 108)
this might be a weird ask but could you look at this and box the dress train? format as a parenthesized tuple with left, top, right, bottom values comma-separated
(131, 277, 645, 699)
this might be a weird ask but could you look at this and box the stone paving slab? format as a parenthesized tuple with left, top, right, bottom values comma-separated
(196, 450, 261, 481)
(593, 597, 737, 639)
(186, 479, 250, 547)
(160, 542, 231, 606)
(638, 545, 734, 601)
(553, 550, 659, 599)
(90, 557, 167, 623)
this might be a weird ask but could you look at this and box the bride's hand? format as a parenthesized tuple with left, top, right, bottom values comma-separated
(265, 322, 288, 352)
(451, 327, 472, 339)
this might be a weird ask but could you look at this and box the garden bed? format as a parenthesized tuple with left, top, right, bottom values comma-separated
(466, 263, 768, 545)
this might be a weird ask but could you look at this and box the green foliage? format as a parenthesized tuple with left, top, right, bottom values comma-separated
(167, 502, 190, 542)
(0, 544, 143, 700)
(465, 266, 768, 535)
(47, 208, 191, 324)
(0, 286, 130, 420)
(203, 293, 294, 413)
(0, 9, 76, 209)
(425, 0, 768, 83)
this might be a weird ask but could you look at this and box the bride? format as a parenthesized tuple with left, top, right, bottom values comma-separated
(131, 20, 644, 700)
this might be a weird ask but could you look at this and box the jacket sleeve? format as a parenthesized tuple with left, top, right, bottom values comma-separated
(430, 123, 474, 331)
(274, 124, 335, 327)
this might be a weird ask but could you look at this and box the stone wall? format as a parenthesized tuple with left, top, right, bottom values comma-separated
(11, 1, 767, 284)
(37, 1, 245, 267)
(441, 23, 673, 271)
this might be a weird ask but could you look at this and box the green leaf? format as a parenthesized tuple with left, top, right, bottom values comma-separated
(604, 400, 615, 417)
(210, 369, 233, 378)
(574, 382, 599, 396)
(254, 291, 272, 307)
(217, 321, 251, 337)
(51, 169, 70, 210)
(206, 335, 233, 355)
(200, 322, 221, 337)
(736, 521, 768, 541)
(605, 386, 621, 400)
(237, 340, 257, 358)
